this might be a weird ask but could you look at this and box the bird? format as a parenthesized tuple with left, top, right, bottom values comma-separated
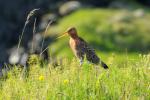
(57, 27, 108, 69)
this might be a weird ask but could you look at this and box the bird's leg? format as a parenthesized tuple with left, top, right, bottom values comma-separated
(79, 58, 83, 67)
(94, 65, 101, 77)
(87, 61, 90, 64)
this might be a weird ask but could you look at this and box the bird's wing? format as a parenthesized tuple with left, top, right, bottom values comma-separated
(75, 38, 86, 60)
(78, 37, 95, 53)
(79, 37, 100, 64)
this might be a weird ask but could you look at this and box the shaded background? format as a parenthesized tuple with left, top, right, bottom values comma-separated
(0, 0, 150, 68)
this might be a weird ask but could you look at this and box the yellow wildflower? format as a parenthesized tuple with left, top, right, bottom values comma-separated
(39, 75, 44, 81)
(63, 79, 69, 85)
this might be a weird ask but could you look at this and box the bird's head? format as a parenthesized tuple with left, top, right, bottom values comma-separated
(67, 27, 77, 36)
(57, 27, 78, 39)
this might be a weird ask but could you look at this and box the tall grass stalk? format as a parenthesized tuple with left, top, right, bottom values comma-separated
(31, 18, 37, 53)
(17, 8, 40, 52)
(40, 20, 53, 57)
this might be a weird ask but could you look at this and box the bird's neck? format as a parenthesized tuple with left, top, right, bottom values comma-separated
(70, 34, 78, 39)
(70, 36, 80, 45)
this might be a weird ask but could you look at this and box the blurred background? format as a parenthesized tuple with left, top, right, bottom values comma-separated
(0, 0, 150, 69)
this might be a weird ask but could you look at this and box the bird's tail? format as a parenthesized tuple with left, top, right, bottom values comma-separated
(100, 61, 109, 69)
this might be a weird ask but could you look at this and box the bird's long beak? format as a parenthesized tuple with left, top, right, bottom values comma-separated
(56, 32, 68, 39)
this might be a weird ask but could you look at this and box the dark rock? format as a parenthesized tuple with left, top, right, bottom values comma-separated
(39, 14, 58, 31)
(59, 1, 81, 16)
(81, 0, 109, 7)
(28, 33, 43, 54)
(8, 46, 25, 65)
(109, 1, 132, 9)
(0, 0, 54, 71)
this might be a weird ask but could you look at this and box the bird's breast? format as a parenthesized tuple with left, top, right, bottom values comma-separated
(69, 38, 79, 55)
(69, 38, 76, 50)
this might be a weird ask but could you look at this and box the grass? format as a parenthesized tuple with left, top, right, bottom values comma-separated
(0, 53, 149, 99)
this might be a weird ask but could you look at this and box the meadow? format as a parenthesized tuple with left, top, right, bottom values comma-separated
(0, 8, 150, 99)
(0, 53, 149, 100)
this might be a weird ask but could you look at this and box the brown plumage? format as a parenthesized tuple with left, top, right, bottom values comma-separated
(60, 27, 108, 69)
